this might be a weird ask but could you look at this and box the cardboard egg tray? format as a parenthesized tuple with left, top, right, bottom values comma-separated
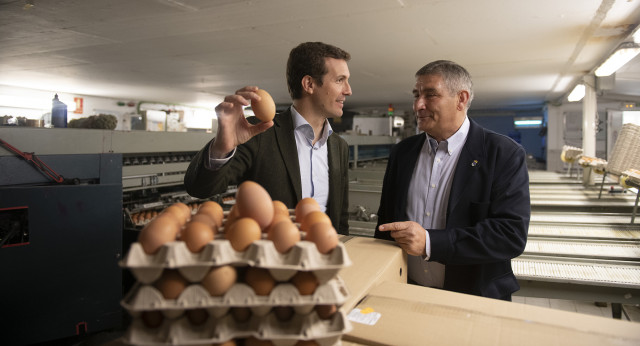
(122, 309, 349, 346)
(122, 276, 350, 318)
(121, 239, 351, 284)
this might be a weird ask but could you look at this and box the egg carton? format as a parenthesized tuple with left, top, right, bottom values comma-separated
(122, 275, 349, 318)
(122, 309, 350, 346)
(121, 239, 351, 284)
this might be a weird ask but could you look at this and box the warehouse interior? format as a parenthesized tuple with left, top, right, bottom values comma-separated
(1, 0, 640, 345)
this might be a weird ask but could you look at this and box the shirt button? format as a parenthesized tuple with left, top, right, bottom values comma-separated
(436, 158, 441, 163)
(426, 211, 431, 216)
(431, 184, 436, 188)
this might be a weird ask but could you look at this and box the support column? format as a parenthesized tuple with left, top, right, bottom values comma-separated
(582, 75, 597, 185)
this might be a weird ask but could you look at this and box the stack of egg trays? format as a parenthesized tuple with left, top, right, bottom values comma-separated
(120, 238, 353, 345)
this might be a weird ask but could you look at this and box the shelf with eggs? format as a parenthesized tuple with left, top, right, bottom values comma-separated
(126, 307, 348, 346)
(120, 181, 352, 346)
(121, 183, 351, 283)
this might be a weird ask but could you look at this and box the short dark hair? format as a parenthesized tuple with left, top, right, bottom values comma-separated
(416, 60, 474, 109)
(286, 42, 351, 99)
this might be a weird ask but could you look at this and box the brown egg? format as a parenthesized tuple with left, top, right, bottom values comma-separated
(244, 267, 276, 296)
(197, 201, 224, 227)
(273, 306, 294, 321)
(245, 337, 274, 346)
(214, 340, 236, 346)
(295, 341, 319, 346)
(299, 210, 331, 233)
(225, 217, 261, 251)
(141, 310, 164, 328)
(224, 204, 240, 230)
(236, 181, 274, 231)
(272, 200, 289, 218)
(154, 269, 188, 299)
(186, 308, 208, 325)
(267, 220, 300, 253)
(266, 213, 292, 234)
(290, 271, 318, 295)
(307, 222, 339, 254)
(201, 265, 237, 296)
(189, 213, 219, 231)
(295, 198, 320, 223)
(181, 221, 214, 253)
(162, 203, 191, 225)
(251, 89, 276, 122)
(231, 307, 252, 323)
(138, 214, 180, 254)
(315, 304, 337, 319)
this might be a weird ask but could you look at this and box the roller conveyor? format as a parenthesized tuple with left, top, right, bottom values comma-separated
(528, 223, 640, 241)
(513, 255, 640, 305)
(524, 238, 640, 261)
(531, 211, 638, 225)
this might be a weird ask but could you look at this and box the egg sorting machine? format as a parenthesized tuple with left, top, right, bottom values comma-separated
(0, 138, 122, 344)
(0, 127, 217, 345)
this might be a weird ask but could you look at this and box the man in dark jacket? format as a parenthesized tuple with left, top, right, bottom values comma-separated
(375, 60, 530, 300)
(184, 42, 352, 234)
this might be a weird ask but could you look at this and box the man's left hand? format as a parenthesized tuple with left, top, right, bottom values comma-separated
(378, 221, 427, 256)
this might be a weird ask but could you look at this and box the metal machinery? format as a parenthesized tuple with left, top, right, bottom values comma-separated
(0, 127, 214, 345)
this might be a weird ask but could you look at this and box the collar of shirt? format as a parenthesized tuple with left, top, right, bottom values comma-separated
(291, 106, 333, 147)
(425, 116, 470, 156)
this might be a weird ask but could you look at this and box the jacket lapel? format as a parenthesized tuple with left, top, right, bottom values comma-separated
(447, 119, 484, 219)
(273, 109, 303, 200)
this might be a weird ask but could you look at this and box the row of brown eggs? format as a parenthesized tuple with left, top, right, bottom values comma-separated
(154, 266, 322, 301)
(130, 202, 202, 225)
(137, 181, 339, 256)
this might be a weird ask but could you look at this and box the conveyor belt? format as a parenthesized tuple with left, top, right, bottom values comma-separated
(524, 239, 640, 261)
(531, 212, 637, 225)
(529, 223, 640, 241)
(513, 256, 640, 289)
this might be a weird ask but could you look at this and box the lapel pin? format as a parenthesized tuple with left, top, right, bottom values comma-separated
(471, 160, 478, 167)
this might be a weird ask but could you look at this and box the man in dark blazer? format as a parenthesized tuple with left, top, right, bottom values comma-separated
(375, 60, 530, 300)
(184, 42, 351, 235)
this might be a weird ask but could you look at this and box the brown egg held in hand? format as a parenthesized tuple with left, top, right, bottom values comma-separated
(202, 265, 237, 296)
(290, 271, 319, 295)
(197, 201, 224, 227)
(267, 220, 300, 253)
(235, 181, 274, 231)
(225, 217, 261, 251)
(181, 221, 214, 253)
(295, 197, 320, 223)
(306, 222, 339, 254)
(244, 267, 276, 296)
(251, 89, 276, 122)
(155, 269, 189, 299)
(299, 210, 331, 232)
(138, 214, 180, 254)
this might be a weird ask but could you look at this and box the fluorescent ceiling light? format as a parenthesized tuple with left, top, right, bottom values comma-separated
(514, 119, 542, 126)
(594, 43, 640, 77)
(567, 84, 585, 102)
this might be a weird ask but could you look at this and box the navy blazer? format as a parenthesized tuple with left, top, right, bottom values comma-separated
(375, 119, 530, 299)
(184, 108, 350, 235)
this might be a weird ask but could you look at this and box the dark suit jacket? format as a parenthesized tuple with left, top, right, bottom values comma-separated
(374, 119, 530, 299)
(184, 108, 350, 235)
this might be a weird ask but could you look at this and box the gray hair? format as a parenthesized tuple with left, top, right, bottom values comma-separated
(415, 60, 474, 109)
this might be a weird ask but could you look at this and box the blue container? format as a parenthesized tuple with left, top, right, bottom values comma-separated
(51, 94, 67, 128)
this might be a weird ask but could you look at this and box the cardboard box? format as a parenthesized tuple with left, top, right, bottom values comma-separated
(339, 236, 407, 311)
(344, 281, 640, 346)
